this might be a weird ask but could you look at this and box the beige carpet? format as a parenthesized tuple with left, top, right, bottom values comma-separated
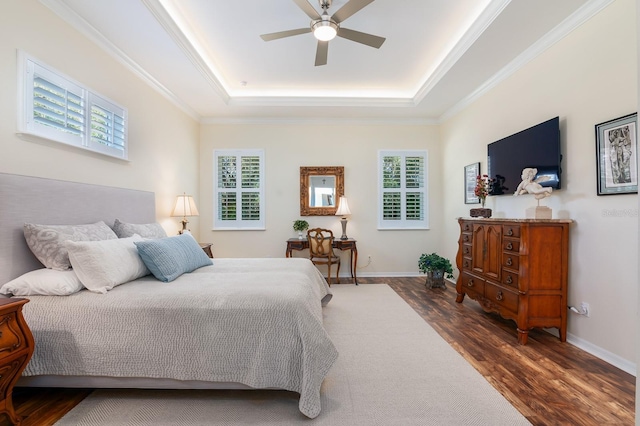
(55, 284, 530, 425)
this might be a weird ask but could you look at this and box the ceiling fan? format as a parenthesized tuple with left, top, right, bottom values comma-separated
(260, 0, 385, 66)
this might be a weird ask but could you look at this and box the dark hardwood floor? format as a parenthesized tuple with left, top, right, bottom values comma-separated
(2, 277, 634, 425)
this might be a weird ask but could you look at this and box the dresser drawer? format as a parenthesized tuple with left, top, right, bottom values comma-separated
(503, 238, 520, 253)
(501, 270, 519, 289)
(461, 273, 485, 296)
(503, 224, 520, 238)
(462, 256, 472, 271)
(502, 253, 520, 270)
(485, 283, 518, 313)
(461, 233, 472, 244)
(0, 312, 25, 354)
(461, 221, 473, 233)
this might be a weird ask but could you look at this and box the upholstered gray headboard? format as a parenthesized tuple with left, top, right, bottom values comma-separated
(0, 173, 156, 285)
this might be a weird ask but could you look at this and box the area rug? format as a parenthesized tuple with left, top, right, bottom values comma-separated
(55, 284, 530, 425)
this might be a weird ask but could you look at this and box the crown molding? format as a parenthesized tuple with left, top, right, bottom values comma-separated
(414, 0, 511, 104)
(201, 116, 438, 126)
(439, 0, 615, 123)
(39, 0, 200, 121)
(228, 96, 416, 108)
(140, 0, 230, 104)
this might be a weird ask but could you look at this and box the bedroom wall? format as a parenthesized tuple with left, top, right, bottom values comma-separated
(440, 0, 638, 372)
(0, 0, 200, 235)
(199, 122, 443, 276)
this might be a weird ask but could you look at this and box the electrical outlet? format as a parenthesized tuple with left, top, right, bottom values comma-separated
(580, 302, 590, 317)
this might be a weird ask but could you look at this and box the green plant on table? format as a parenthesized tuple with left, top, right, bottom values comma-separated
(293, 220, 309, 232)
(418, 252, 454, 279)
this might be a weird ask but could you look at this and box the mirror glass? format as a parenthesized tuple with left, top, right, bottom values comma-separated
(308, 175, 336, 207)
(300, 167, 344, 216)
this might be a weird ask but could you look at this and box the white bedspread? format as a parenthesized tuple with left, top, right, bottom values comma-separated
(21, 258, 338, 418)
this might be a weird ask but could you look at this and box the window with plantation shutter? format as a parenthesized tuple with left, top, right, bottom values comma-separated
(214, 150, 265, 230)
(378, 150, 428, 229)
(17, 51, 128, 160)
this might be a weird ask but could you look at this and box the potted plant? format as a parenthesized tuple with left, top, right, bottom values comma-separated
(293, 220, 309, 239)
(418, 252, 454, 289)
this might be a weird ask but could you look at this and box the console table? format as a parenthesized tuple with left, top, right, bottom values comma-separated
(286, 238, 358, 285)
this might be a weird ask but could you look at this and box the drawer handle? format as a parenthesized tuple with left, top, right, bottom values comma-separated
(464, 247, 469, 254)
(507, 229, 513, 236)
(506, 275, 513, 284)
(467, 279, 474, 288)
(506, 242, 513, 250)
(464, 224, 470, 231)
(463, 260, 470, 268)
(496, 291, 504, 301)
(463, 235, 469, 242)
(506, 257, 513, 266)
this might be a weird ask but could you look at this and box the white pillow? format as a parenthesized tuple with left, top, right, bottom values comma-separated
(0, 269, 85, 296)
(66, 235, 150, 294)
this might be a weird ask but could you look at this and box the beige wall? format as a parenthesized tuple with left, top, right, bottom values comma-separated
(199, 122, 443, 275)
(0, 0, 200, 234)
(441, 0, 638, 369)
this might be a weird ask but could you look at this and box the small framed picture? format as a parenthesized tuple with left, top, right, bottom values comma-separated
(595, 113, 638, 195)
(464, 162, 480, 204)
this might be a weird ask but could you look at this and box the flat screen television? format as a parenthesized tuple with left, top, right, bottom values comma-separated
(487, 116, 561, 195)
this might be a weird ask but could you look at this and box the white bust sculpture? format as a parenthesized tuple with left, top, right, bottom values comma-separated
(514, 168, 553, 200)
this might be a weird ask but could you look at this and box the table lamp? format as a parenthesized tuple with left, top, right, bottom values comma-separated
(335, 196, 351, 240)
(171, 193, 199, 234)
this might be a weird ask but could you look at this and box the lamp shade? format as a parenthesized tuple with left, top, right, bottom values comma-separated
(171, 193, 199, 218)
(335, 196, 351, 217)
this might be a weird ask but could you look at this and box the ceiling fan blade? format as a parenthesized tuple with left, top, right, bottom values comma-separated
(260, 28, 311, 41)
(337, 27, 385, 48)
(315, 40, 328, 66)
(293, 0, 321, 20)
(332, 0, 374, 24)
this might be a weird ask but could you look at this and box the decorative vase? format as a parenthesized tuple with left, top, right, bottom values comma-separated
(298, 231, 304, 240)
(425, 270, 446, 289)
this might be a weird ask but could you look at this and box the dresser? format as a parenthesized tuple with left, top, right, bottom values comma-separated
(0, 298, 34, 425)
(455, 218, 572, 345)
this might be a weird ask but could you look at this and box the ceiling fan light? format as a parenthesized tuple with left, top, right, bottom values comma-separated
(313, 20, 337, 41)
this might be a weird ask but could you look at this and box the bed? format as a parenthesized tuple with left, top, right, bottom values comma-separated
(0, 173, 338, 419)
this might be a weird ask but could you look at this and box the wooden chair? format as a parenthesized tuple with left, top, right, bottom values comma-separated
(307, 228, 341, 285)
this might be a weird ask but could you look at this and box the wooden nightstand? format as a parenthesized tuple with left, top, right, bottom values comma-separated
(0, 298, 34, 425)
(199, 243, 213, 258)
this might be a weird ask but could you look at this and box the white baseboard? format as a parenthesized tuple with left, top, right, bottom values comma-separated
(566, 333, 636, 376)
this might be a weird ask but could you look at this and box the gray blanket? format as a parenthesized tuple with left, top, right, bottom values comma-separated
(21, 258, 338, 418)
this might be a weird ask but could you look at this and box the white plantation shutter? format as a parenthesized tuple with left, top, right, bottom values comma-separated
(32, 75, 84, 137)
(89, 94, 127, 157)
(18, 51, 128, 160)
(378, 150, 428, 229)
(405, 156, 425, 221)
(214, 150, 265, 230)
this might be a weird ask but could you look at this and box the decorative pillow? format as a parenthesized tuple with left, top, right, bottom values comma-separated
(113, 219, 167, 239)
(134, 234, 212, 283)
(66, 235, 150, 294)
(24, 221, 118, 270)
(0, 269, 84, 296)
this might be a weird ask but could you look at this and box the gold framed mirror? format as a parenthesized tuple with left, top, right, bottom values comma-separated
(300, 166, 344, 216)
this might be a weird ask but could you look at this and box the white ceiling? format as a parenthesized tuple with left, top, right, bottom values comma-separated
(42, 0, 611, 122)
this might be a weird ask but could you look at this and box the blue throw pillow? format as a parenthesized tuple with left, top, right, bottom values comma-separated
(134, 234, 212, 282)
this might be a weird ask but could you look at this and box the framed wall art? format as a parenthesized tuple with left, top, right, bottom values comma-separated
(464, 162, 480, 204)
(595, 113, 638, 195)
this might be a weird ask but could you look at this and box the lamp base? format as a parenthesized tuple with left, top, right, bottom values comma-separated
(178, 219, 189, 235)
(340, 217, 348, 240)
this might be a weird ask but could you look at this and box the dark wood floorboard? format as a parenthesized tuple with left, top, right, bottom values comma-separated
(1, 277, 634, 425)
